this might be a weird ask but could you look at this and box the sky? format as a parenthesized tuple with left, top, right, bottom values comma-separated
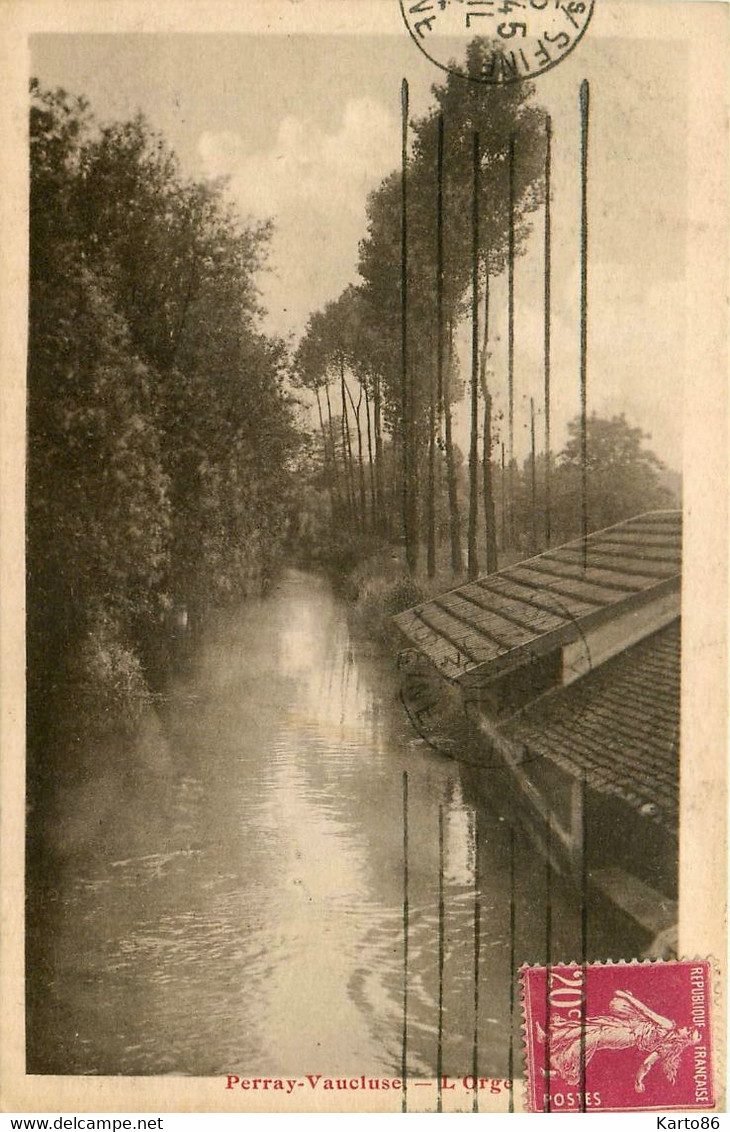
(31, 28, 688, 470)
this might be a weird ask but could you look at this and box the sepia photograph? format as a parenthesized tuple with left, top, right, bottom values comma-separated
(1, 0, 727, 1116)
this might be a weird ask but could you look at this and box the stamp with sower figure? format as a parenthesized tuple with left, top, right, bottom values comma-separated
(521, 960, 716, 1113)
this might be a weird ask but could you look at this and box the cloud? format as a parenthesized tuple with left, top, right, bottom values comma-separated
(198, 103, 683, 471)
(197, 99, 400, 339)
(452, 258, 684, 471)
(198, 130, 244, 179)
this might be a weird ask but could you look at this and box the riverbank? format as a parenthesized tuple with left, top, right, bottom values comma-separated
(328, 536, 528, 650)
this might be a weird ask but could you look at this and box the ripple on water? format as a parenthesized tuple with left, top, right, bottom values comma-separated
(29, 571, 642, 1078)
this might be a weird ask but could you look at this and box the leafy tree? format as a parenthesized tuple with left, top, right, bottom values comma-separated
(357, 38, 546, 576)
(555, 413, 672, 535)
(509, 414, 674, 550)
(294, 289, 372, 530)
(29, 86, 170, 672)
(28, 80, 304, 739)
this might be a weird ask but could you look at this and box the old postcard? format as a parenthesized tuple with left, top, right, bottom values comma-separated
(1, 0, 727, 1115)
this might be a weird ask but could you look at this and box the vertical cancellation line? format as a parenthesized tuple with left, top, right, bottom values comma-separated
(401, 78, 410, 571)
(401, 770, 409, 1112)
(433, 112, 445, 577)
(507, 132, 516, 549)
(544, 114, 552, 548)
(579, 768, 589, 1111)
(437, 806, 445, 1112)
(482, 269, 495, 574)
(472, 820, 481, 1114)
(500, 443, 506, 550)
(507, 826, 516, 1114)
(436, 113, 445, 427)
(544, 811, 553, 1112)
(579, 81, 590, 571)
(469, 130, 481, 580)
(530, 397, 537, 554)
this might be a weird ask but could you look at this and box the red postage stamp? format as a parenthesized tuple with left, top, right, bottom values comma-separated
(521, 960, 715, 1113)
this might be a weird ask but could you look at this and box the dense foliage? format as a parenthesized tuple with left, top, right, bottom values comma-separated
(293, 46, 677, 588)
(294, 43, 546, 579)
(28, 81, 303, 732)
(508, 413, 674, 554)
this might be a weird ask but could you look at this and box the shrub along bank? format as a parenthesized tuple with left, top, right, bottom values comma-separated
(28, 82, 304, 757)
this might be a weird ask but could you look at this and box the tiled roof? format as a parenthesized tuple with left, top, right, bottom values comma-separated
(393, 511, 681, 684)
(501, 621, 680, 828)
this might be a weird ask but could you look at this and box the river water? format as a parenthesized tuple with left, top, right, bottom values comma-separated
(28, 570, 638, 1078)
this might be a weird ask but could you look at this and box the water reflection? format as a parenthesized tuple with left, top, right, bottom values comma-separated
(27, 570, 639, 1078)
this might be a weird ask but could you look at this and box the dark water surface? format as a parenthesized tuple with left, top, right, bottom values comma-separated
(28, 570, 637, 1077)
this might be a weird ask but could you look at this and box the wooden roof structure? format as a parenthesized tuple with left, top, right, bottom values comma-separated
(393, 511, 681, 686)
(503, 621, 680, 828)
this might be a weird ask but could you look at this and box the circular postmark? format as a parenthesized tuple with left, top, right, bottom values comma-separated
(399, 0, 595, 85)
(397, 585, 593, 768)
